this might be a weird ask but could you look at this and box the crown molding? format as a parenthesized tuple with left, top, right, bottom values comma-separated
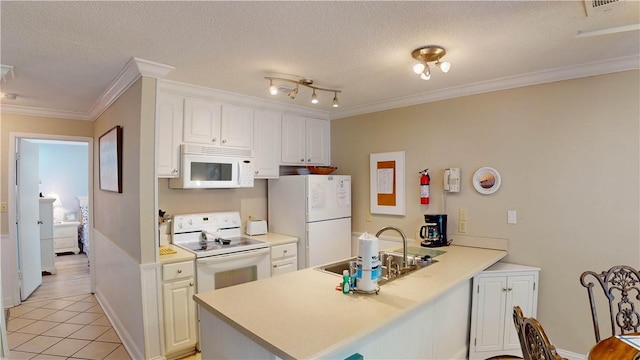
(0, 103, 91, 120)
(2, 57, 175, 121)
(2, 55, 636, 122)
(330, 55, 640, 120)
(87, 57, 175, 120)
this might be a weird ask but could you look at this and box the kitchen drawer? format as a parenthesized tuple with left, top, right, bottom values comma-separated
(54, 224, 78, 238)
(270, 243, 297, 261)
(163, 261, 194, 281)
(272, 257, 297, 277)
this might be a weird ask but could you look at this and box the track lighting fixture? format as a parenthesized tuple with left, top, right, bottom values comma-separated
(411, 45, 451, 80)
(268, 79, 278, 95)
(265, 76, 341, 107)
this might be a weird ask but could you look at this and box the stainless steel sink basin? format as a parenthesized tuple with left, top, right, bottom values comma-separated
(315, 250, 439, 287)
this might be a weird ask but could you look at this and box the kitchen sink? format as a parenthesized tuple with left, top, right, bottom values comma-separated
(315, 249, 442, 287)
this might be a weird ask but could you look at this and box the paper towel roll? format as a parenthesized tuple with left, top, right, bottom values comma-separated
(356, 232, 380, 292)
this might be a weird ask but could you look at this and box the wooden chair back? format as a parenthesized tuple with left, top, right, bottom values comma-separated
(579, 265, 640, 342)
(522, 316, 566, 360)
(513, 306, 531, 360)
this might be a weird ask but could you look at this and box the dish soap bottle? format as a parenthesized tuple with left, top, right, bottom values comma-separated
(342, 270, 351, 294)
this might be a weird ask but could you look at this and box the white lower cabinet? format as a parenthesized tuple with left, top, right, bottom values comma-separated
(162, 260, 197, 358)
(270, 242, 297, 276)
(469, 262, 540, 360)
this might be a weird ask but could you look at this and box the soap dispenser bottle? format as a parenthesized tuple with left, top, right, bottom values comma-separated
(342, 270, 351, 294)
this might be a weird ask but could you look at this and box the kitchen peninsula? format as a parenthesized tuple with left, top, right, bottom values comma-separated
(194, 244, 507, 359)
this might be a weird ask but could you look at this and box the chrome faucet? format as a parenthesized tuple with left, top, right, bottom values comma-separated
(375, 226, 410, 269)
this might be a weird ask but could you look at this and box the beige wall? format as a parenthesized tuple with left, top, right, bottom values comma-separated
(93, 77, 157, 264)
(331, 70, 640, 354)
(0, 114, 94, 234)
(158, 178, 268, 224)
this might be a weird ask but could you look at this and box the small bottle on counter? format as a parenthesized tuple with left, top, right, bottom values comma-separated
(342, 270, 351, 294)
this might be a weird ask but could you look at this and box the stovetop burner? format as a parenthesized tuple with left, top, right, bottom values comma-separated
(179, 237, 266, 252)
(171, 212, 268, 258)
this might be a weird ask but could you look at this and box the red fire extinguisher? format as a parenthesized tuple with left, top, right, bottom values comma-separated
(420, 169, 430, 205)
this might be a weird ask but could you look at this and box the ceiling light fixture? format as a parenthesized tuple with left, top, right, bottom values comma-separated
(411, 45, 451, 80)
(265, 76, 341, 107)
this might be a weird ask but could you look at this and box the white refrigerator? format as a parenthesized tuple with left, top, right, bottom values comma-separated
(268, 175, 351, 269)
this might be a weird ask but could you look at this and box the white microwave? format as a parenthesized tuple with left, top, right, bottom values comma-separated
(169, 145, 254, 189)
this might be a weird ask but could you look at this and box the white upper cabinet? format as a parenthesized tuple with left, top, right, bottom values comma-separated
(220, 104, 254, 150)
(183, 99, 253, 150)
(183, 98, 222, 145)
(253, 109, 282, 179)
(156, 93, 184, 178)
(281, 114, 330, 165)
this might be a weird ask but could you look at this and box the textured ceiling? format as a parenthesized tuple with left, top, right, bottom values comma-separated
(0, 1, 638, 120)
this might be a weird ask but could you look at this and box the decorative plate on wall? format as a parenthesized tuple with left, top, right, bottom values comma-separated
(472, 167, 501, 195)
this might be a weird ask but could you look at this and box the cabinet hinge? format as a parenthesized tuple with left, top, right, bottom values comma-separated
(477, 285, 480, 294)
(474, 338, 477, 346)
(533, 282, 536, 291)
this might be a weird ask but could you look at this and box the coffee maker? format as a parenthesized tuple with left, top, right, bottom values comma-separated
(420, 214, 448, 247)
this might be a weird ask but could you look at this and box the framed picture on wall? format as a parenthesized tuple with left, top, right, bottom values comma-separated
(370, 151, 405, 215)
(99, 125, 123, 193)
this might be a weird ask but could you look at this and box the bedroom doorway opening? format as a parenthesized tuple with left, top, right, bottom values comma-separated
(3, 134, 93, 307)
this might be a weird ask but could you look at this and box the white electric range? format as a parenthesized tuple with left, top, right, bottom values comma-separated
(171, 211, 270, 292)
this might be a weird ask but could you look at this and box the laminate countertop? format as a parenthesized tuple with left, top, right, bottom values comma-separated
(193, 244, 507, 359)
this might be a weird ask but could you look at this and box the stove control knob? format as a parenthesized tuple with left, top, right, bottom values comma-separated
(187, 219, 193, 225)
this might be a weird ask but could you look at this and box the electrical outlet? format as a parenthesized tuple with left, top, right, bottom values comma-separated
(366, 212, 372, 222)
(458, 220, 467, 233)
(459, 208, 467, 221)
(0, 202, 7, 213)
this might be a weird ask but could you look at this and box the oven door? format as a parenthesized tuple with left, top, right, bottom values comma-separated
(195, 247, 270, 293)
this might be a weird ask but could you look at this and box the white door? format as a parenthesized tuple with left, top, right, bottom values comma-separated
(183, 98, 221, 145)
(17, 139, 42, 301)
(220, 104, 253, 149)
(474, 276, 507, 352)
(305, 118, 329, 165)
(504, 275, 536, 351)
(306, 217, 352, 268)
(306, 175, 351, 222)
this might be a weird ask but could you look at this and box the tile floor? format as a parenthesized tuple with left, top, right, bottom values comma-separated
(5, 293, 131, 360)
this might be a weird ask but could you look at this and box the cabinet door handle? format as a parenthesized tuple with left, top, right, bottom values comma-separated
(177, 269, 182, 273)
(507, 288, 513, 291)
(300, 159, 305, 162)
(222, 139, 227, 144)
(37, 220, 43, 225)
(172, 169, 178, 174)
(189, 282, 194, 287)
(273, 264, 277, 268)
(283, 249, 287, 254)
(212, 138, 217, 143)
(307, 159, 311, 162)
(254, 170, 259, 175)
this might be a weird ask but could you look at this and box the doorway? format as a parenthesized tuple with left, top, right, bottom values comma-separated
(3, 133, 94, 308)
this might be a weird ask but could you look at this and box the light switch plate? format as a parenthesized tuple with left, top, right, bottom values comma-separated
(507, 210, 517, 224)
(459, 208, 467, 221)
(458, 220, 467, 233)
